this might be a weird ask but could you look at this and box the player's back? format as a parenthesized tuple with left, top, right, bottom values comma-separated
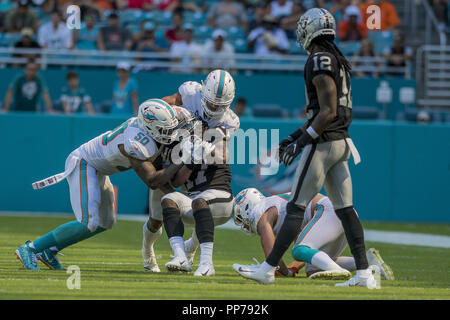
(75, 118, 160, 175)
(304, 51, 352, 142)
(183, 164, 232, 194)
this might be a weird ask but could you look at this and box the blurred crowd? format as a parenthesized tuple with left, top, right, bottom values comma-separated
(0, 0, 413, 76)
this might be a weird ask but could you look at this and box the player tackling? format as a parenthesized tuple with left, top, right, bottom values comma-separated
(15, 99, 186, 270)
(141, 70, 240, 276)
(233, 8, 376, 288)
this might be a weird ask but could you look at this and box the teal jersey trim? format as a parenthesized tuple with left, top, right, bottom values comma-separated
(294, 204, 325, 246)
(79, 159, 89, 226)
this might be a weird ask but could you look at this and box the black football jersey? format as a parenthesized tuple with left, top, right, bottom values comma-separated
(184, 164, 232, 193)
(304, 51, 353, 142)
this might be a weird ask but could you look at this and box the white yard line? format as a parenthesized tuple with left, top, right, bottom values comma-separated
(1, 212, 449, 249)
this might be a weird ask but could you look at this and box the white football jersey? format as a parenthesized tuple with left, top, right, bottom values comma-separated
(75, 117, 160, 175)
(248, 193, 314, 236)
(178, 81, 240, 139)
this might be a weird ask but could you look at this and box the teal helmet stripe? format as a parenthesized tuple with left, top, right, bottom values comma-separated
(147, 99, 176, 119)
(216, 70, 225, 100)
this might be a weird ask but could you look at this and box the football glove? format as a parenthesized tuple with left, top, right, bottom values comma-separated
(280, 133, 314, 166)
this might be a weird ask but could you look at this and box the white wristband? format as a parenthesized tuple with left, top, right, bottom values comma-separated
(306, 126, 319, 139)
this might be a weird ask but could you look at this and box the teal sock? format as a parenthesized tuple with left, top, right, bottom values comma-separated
(32, 232, 57, 252)
(56, 226, 106, 251)
(33, 220, 104, 252)
(291, 245, 320, 264)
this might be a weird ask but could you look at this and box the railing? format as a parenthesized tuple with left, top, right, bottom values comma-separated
(0, 47, 411, 77)
(416, 45, 450, 109)
(406, 0, 447, 45)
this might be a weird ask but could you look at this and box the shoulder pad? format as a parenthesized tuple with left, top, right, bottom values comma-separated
(123, 127, 159, 161)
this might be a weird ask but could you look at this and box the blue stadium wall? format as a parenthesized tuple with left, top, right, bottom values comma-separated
(0, 113, 449, 223)
(0, 68, 415, 119)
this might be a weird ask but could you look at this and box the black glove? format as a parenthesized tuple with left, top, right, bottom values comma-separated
(278, 136, 294, 160)
(280, 133, 314, 166)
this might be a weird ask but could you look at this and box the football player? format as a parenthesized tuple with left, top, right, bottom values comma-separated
(233, 8, 375, 288)
(233, 188, 394, 281)
(141, 70, 239, 276)
(15, 99, 187, 270)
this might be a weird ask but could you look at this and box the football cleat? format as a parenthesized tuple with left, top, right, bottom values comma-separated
(165, 255, 192, 272)
(142, 244, 160, 273)
(232, 263, 275, 285)
(184, 239, 197, 264)
(335, 272, 377, 289)
(36, 249, 65, 270)
(15, 241, 40, 270)
(366, 248, 395, 280)
(143, 254, 161, 273)
(308, 269, 352, 280)
(194, 262, 215, 277)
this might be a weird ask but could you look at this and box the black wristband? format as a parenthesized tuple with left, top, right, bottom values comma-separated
(290, 127, 304, 140)
(297, 131, 314, 148)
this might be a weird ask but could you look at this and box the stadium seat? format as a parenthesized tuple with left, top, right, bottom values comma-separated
(352, 106, 380, 120)
(233, 38, 248, 53)
(339, 41, 361, 56)
(252, 104, 289, 118)
(184, 12, 206, 26)
(154, 11, 172, 25)
(120, 9, 144, 25)
(225, 26, 245, 40)
(369, 31, 394, 55)
(288, 40, 301, 54)
(196, 26, 212, 39)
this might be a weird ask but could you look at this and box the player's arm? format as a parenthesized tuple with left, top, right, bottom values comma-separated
(147, 163, 184, 190)
(257, 209, 291, 276)
(171, 165, 194, 188)
(161, 92, 183, 106)
(118, 144, 174, 193)
(310, 74, 337, 135)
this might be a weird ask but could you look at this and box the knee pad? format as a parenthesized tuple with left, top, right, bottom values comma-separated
(291, 245, 319, 264)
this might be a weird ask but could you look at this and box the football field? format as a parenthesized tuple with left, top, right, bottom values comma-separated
(0, 215, 449, 300)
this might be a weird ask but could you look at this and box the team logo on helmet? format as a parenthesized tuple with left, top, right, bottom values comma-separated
(143, 111, 157, 123)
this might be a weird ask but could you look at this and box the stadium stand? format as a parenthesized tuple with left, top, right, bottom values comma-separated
(0, 0, 448, 120)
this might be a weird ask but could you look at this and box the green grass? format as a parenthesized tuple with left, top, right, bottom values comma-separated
(0, 216, 449, 300)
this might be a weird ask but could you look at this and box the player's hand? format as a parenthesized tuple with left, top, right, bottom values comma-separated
(275, 268, 296, 277)
(280, 140, 302, 166)
(278, 136, 294, 160)
(280, 133, 314, 166)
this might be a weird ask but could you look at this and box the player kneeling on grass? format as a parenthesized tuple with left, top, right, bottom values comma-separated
(15, 99, 186, 270)
(232, 188, 394, 281)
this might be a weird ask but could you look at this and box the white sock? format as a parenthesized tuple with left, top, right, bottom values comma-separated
(29, 242, 36, 249)
(311, 251, 346, 272)
(260, 261, 277, 273)
(142, 222, 162, 254)
(356, 268, 372, 278)
(185, 229, 200, 252)
(199, 242, 213, 265)
(335, 256, 356, 272)
(169, 236, 187, 259)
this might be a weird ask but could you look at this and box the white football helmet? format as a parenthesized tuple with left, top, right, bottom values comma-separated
(233, 188, 265, 235)
(296, 8, 336, 53)
(137, 99, 179, 145)
(201, 69, 235, 120)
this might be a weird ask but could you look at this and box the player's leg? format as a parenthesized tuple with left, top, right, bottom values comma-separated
(186, 190, 233, 276)
(161, 191, 192, 272)
(184, 228, 199, 264)
(323, 141, 374, 288)
(291, 197, 351, 280)
(16, 160, 104, 270)
(234, 143, 329, 284)
(142, 189, 164, 272)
